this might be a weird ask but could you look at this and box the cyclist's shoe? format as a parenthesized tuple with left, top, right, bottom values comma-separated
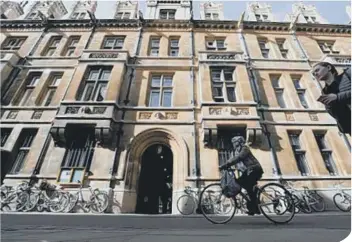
(246, 208, 261, 215)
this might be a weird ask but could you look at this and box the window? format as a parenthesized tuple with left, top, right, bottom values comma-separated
(270, 75, 286, 108)
(304, 15, 317, 23)
(213, 13, 219, 20)
(116, 12, 123, 19)
(210, 67, 236, 102)
(43, 36, 62, 56)
(71, 12, 85, 19)
(258, 39, 269, 58)
(10, 129, 37, 174)
(205, 13, 211, 20)
(217, 128, 246, 166)
(71, 12, 79, 19)
(41, 73, 62, 106)
(149, 37, 160, 56)
(205, 13, 219, 20)
(102, 36, 125, 50)
(288, 132, 309, 176)
(160, 9, 176, 20)
(1, 37, 27, 50)
(123, 12, 131, 19)
(169, 38, 179, 57)
(314, 132, 337, 175)
(15, 72, 42, 106)
(63, 36, 80, 56)
(76, 66, 111, 101)
(79, 12, 86, 19)
(317, 41, 339, 54)
(1, 14, 7, 19)
(255, 14, 269, 22)
(58, 126, 95, 183)
(276, 39, 289, 59)
(148, 75, 173, 107)
(206, 39, 226, 50)
(1, 129, 12, 147)
(291, 75, 308, 109)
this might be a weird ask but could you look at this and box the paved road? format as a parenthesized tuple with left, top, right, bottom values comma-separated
(1, 212, 351, 242)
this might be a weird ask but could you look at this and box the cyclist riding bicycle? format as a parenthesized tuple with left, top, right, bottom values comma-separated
(219, 136, 264, 215)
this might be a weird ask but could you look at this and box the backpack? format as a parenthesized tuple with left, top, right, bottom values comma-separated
(220, 170, 241, 198)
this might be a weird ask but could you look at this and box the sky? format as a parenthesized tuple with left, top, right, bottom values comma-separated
(19, 1, 351, 24)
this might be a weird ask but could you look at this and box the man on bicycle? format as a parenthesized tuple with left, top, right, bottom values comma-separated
(219, 136, 264, 215)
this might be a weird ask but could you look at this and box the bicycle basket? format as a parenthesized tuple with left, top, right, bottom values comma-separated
(220, 170, 241, 198)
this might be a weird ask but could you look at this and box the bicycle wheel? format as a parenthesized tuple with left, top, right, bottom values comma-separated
(333, 193, 351, 212)
(199, 183, 236, 224)
(257, 183, 295, 224)
(64, 193, 79, 213)
(49, 191, 69, 213)
(90, 192, 109, 213)
(15, 192, 30, 212)
(291, 194, 301, 214)
(22, 191, 40, 212)
(300, 195, 312, 213)
(310, 193, 325, 212)
(177, 195, 196, 215)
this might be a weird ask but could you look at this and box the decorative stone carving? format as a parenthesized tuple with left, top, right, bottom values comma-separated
(203, 128, 218, 147)
(207, 54, 242, 60)
(165, 112, 178, 119)
(92, 107, 106, 114)
(246, 128, 262, 146)
(80, 106, 92, 114)
(139, 112, 152, 119)
(309, 113, 319, 121)
(335, 57, 351, 64)
(66, 107, 80, 114)
(209, 107, 249, 116)
(7, 111, 18, 119)
(32, 111, 43, 119)
(95, 127, 113, 145)
(89, 52, 119, 59)
(154, 112, 165, 120)
(50, 127, 66, 147)
(285, 112, 295, 121)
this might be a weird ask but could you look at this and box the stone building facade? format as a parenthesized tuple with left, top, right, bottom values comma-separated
(0, 0, 351, 214)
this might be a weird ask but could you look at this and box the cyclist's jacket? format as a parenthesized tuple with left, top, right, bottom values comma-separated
(227, 145, 261, 172)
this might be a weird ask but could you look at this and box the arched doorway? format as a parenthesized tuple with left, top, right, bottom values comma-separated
(135, 144, 173, 214)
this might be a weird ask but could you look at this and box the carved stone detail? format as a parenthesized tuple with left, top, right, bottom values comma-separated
(139, 112, 152, 119)
(32, 111, 43, 119)
(285, 112, 295, 121)
(154, 112, 165, 119)
(207, 54, 242, 60)
(89, 52, 119, 59)
(165, 112, 178, 119)
(309, 113, 319, 121)
(246, 128, 262, 146)
(65, 107, 80, 114)
(209, 107, 249, 116)
(92, 107, 106, 114)
(7, 111, 18, 119)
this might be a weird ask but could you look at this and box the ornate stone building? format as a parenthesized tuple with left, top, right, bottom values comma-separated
(0, 0, 351, 214)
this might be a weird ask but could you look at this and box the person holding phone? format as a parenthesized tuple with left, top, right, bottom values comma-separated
(312, 62, 351, 135)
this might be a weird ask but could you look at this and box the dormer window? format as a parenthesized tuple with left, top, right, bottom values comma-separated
(205, 13, 219, 20)
(160, 9, 176, 20)
(255, 14, 269, 22)
(318, 41, 339, 54)
(304, 15, 318, 23)
(116, 12, 131, 19)
(206, 38, 226, 51)
(28, 12, 38, 20)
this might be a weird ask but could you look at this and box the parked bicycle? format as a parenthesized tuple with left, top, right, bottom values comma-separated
(1, 181, 30, 212)
(176, 186, 200, 215)
(302, 186, 325, 212)
(199, 167, 295, 224)
(333, 182, 351, 212)
(64, 180, 109, 213)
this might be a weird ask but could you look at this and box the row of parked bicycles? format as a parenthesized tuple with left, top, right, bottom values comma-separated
(177, 178, 351, 223)
(1, 179, 109, 213)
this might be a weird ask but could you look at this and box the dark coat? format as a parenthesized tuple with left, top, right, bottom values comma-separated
(322, 67, 351, 134)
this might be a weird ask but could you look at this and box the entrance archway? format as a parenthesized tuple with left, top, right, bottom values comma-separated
(135, 144, 173, 214)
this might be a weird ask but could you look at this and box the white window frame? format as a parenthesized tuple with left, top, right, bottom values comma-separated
(63, 36, 80, 56)
(42, 73, 62, 106)
(44, 36, 62, 56)
(169, 38, 179, 57)
(102, 36, 125, 50)
(276, 38, 289, 59)
(17, 73, 42, 106)
(149, 37, 160, 56)
(317, 41, 339, 54)
(1, 37, 26, 50)
(206, 39, 226, 50)
(258, 39, 270, 58)
(159, 9, 176, 20)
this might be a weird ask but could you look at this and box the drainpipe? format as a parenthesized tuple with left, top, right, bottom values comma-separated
(31, 18, 99, 181)
(109, 22, 144, 189)
(292, 30, 351, 151)
(238, 29, 282, 177)
(190, 19, 200, 188)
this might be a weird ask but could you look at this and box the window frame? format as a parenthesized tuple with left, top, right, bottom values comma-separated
(159, 9, 176, 20)
(102, 36, 125, 50)
(258, 39, 270, 58)
(270, 75, 286, 108)
(148, 74, 174, 107)
(313, 132, 338, 176)
(169, 37, 180, 57)
(62, 36, 80, 56)
(43, 36, 62, 56)
(149, 37, 161, 56)
(1, 128, 12, 147)
(1, 37, 27, 50)
(41, 73, 63, 106)
(17, 72, 42, 106)
(76, 66, 112, 102)
(206, 38, 226, 51)
(210, 67, 236, 103)
(288, 132, 310, 176)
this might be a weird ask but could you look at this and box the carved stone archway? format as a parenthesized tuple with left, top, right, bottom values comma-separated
(121, 128, 189, 213)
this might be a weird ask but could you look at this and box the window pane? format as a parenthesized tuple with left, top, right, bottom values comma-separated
(217, 40, 225, 49)
(51, 75, 62, 86)
(89, 70, 99, 80)
(293, 79, 301, 89)
(213, 13, 219, 20)
(44, 89, 55, 106)
(211, 70, 221, 81)
(227, 86, 236, 102)
(104, 39, 115, 48)
(212, 84, 223, 97)
(82, 83, 94, 101)
(151, 76, 161, 87)
(162, 91, 172, 107)
(116, 12, 123, 19)
(289, 134, 301, 149)
(20, 89, 33, 106)
(123, 13, 131, 19)
(170, 39, 179, 47)
(298, 93, 308, 108)
(100, 70, 111, 80)
(275, 91, 286, 108)
(96, 83, 107, 101)
(272, 79, 280, 88)
(150, 49, 159, 56)
(46, 48, 55, 56)
(149, 91, 160, 107)
(30, 76, 41, 86)
(1, 129, 12, 147)
(224, 70, 233, 81)
(163, 76, 173, 87)
(151, 39, 160, 47)
(315, 134, 327, 149)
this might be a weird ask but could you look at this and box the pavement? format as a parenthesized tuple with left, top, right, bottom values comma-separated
(1, 212, 351, 242)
